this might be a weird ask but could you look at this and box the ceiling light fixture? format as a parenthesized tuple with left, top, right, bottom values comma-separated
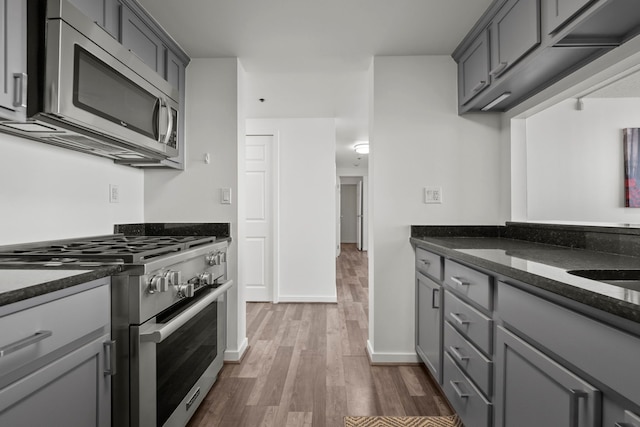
(354, 142, 369, 154)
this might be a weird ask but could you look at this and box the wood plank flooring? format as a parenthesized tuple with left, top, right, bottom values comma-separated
(187, 243, 452, 427)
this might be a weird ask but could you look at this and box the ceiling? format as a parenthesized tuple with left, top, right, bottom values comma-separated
(138, 0, 494, 169)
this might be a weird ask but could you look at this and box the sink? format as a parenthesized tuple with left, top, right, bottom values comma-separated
(567, 269, 640, 292)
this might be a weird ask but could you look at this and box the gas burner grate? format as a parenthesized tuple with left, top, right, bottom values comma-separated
(0, 235, 218, 264)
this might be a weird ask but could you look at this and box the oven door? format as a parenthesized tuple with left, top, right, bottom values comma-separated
(131, 280, 232, 427)
(42, 17, 178, 158)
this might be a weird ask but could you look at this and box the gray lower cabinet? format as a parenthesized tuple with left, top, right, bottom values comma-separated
(458, 30, 490, 105)
(0, 0, 27, 122)
(490, 0, 540, 79)
(0, 280, 112, 426)
(494, 326, 601, 427)
(416, 271, 442, 383)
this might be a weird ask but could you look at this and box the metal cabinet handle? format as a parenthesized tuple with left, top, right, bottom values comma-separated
(103, 340, 117, 376)
(419, 259, 431, 266)
(450, 313, 470, 326)
(432, 288, 440, 309)
(614, 423, 627, 427)
(489, 61, 509, 78)
(569, 389, 588, 427)
(450, 381, 470, 399)
(472, 81, 487, 93)
(451, 277, 470, 286)
(13, 73, 27, 108)
(0, 330, 52, 357)
(449, 346, 469, 361)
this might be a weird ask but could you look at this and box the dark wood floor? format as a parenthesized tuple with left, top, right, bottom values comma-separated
(187, 243, 452, 427)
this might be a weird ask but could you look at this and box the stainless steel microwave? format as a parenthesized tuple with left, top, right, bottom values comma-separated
(0, 0, 179, 162)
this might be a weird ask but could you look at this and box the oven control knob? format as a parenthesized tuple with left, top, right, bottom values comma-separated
(148, 275, 168, 294)
(205, 252, 219, 266)
(165, 270, 182, 287)
(176, 283, 195, 298)
(199, 272, 213, 285)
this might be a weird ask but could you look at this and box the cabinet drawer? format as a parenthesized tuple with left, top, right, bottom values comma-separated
(445, 259, 492, 310)
(443, 352, 491, 427)
(415, 247, 442, 280)
(444, 321, 492, 396)
(0, 281, 110, 380)
(445, 291, 492, 355)
(497, 282, 640, 407)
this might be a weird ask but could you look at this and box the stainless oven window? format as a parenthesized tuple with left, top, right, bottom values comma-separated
(155, 289, 218, 427)
(73, 45, 158, 140)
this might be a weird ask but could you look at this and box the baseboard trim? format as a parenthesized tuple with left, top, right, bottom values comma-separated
(277, 296, 338, 303)
(224, 337, 249, 363)
(366, 340, 421, 365)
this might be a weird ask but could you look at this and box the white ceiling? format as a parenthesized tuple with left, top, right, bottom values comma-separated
(138, 0, 494, 169)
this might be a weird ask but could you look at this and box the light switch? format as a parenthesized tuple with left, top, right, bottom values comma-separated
(221, 188, 232, 204)
(424, 186, 442, 204)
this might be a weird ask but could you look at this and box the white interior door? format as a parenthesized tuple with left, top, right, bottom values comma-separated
(244, 135, 273, 302)
(357, 180, 363, 251)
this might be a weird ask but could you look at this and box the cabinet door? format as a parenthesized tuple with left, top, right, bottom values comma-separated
(495, 326, 601, 427)
(121, 5, 165, 75)
(0, 0, 26, 121)
(0, 334, 111, 427)
(166, 49, 185, 91)
(545, 0, 595, 34)
(416, 272, 442, 384)
(458, 30, 490, 105)
(490, 0, 540, 79)
(68, 0, 119, 39)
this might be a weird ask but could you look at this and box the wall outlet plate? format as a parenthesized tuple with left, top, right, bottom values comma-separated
(221, 188, 232, 204)
(424, 186, 442, 204)
(109, 184, 119, 203)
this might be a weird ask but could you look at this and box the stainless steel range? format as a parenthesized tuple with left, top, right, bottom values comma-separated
(0, 233, 232, 427)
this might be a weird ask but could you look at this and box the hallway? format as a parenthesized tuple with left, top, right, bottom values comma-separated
(187, 244, 452, 427)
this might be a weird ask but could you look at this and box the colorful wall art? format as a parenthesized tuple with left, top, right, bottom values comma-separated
(624, 128, 640, 207)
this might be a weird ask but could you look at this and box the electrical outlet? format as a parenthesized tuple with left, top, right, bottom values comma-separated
(109, 184, 119, 203)
(424, 186, 442, 204)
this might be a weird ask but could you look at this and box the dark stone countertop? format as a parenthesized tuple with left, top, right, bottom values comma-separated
(411, 223, 640, 325)
(0, 265, 121, 308)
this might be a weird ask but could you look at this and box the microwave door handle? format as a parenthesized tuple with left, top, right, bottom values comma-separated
(163, 101, 173, 145)
(140, 279, 234, 344)
(156, 98, 168, 143)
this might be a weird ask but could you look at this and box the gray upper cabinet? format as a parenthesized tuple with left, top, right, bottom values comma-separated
(166, 49, 185, 92)
(544, 0, 594, 34)
(490, 0, 541, 80)
(458, 30, 490, 105)
(121, 6, 165, 75)
(416, 272, 443, 384)
(494, 326, 601, 427)
(68, 0, 120, 39)
(0, 0, 27, 122)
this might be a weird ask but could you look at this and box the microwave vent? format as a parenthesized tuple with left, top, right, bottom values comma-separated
(44, 135, 126, 154)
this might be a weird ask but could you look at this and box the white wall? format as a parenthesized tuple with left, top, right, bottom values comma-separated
(526, 98, 640, 223)
(0, 133, 143, 245)
(246, 118, 337, 303)
(144, 58, 247, 361)
(369, 55, 502, 362)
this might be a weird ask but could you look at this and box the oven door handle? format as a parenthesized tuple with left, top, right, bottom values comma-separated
(140, 279, 234, 344)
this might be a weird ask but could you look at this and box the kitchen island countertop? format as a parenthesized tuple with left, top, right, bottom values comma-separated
(411, 224, 640, 326)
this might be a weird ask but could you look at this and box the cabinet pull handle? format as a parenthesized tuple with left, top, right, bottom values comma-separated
(450, 313, 470, 326)
(103, 340, 117, 376)
(489, 61, 509, 77)
(419, 259, 430, 266)
(450, 381, 470, 399)
(451, 277, 470, 286)
(472, 81, 487, 93)
(614, 423, 626, 427)
(0, 330, 52, 357)
(13, 73, 27, 109)
(449, 346, 469, 361)
(569, 389, 588, 427)
(432, 288, 440, 309)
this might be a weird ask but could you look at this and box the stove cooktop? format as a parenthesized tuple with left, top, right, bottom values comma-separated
(0, 235, 218, 264)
